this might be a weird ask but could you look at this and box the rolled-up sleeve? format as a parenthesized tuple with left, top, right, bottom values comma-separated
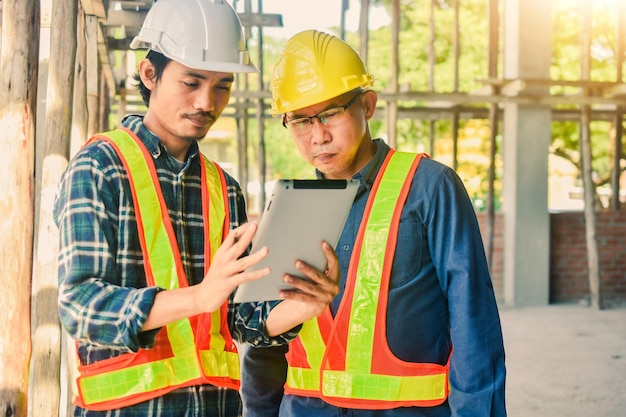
(232, 300, 301, 346)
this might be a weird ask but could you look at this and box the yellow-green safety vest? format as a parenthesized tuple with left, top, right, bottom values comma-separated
(73, 128, 240, 411)
(285, 151, 450, 409)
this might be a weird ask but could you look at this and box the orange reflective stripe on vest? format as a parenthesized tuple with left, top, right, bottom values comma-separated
(74, 128, 239, 411)
(286, 151, 450, 409)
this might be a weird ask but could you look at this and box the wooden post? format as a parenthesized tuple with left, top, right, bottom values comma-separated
(99, 70, 111, 132)
(579, 0, 603, 309)
(30, 0, 78, 416)
(613, 108, 624, 210)
(71, 4, 88, 157)
(486, 0, 500, 268)
(428, 0, 436, 157)
(340, 0, 348, 40)
(86, 15, 101, 138)
(611, 0, 624, 211)
(388, 0, 399, 149)
(358, 0, 370, 67)
(236, 91, 250, 208)
(255, 0, 267, 213)
(451, 0, 461, 171)
(237, 0, 251, 211)
(0, 1, 40, 416)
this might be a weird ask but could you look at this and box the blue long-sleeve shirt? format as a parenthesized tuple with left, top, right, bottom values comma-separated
(241, 139, 506, 417)
(53, 115, 296, 416)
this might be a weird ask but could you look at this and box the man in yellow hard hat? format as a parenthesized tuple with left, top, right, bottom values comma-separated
(54, 3, 339, 416)
(240, 29, 507, 417)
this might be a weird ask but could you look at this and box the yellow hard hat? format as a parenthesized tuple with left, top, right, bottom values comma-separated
(270, 30, 375, 115)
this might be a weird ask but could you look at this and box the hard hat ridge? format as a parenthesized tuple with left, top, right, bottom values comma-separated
(270, 29, 374, 115)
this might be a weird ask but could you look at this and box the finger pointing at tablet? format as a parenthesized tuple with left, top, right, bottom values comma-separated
(196, 222, 270, 313)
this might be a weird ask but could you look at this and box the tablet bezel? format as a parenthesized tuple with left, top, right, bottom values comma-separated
(233, 179, 359, 303)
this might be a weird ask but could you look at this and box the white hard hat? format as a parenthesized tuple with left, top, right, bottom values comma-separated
(130, 0, 257, 73)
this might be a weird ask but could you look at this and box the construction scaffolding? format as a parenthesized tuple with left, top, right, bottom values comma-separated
(1, 1, 625, 416)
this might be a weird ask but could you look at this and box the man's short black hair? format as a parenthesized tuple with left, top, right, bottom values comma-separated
(132, 50, 171, 106)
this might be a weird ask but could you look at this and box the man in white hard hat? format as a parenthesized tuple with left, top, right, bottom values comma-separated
(54, 2, 340, 416)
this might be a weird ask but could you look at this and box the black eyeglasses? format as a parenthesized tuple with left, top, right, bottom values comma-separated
(282, 91, 364, 131)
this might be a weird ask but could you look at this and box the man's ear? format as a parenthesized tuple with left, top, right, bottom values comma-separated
(362, 90, 378, 120)
(138, 59, 156, 90)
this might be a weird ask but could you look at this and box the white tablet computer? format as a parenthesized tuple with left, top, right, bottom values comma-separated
(233, 179, 359, 303)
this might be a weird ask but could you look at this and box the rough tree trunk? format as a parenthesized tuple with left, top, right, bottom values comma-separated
(0, 1, 40, 415)
(29, 0, 78, 416)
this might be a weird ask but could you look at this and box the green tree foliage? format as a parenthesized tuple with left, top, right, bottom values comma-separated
(256, 0, 622, 210)
(550, 0, 622, 208)
(362, 0, 500, 209)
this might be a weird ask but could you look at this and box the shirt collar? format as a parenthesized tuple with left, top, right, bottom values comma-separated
(120, 114, 200, 163)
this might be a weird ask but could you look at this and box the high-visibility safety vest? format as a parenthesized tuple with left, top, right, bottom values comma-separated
(73, 128, 240, 411)
(285, 150, 450, 410)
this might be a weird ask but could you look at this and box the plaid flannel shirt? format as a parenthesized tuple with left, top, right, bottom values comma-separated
(54, 115, 295, 417)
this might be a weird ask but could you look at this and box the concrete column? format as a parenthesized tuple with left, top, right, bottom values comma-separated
(502, 0, 552, 306)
